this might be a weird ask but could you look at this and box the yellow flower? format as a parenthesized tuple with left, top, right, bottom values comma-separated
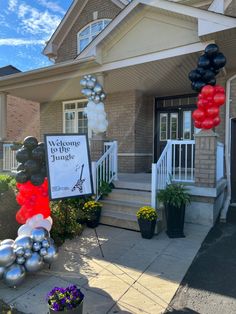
(136, 206, 157, 221)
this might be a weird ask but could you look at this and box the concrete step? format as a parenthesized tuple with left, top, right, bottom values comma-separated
(114, 180, 151, 192)
(101, 199, 146, 216)
(105, 189, 151, 204)
(100, 210, 140, 231)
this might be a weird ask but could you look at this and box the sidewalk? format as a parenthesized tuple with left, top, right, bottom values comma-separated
(0, 224, 210, 314)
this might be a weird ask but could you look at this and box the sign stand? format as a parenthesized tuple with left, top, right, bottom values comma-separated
(94, 228, 104, 258)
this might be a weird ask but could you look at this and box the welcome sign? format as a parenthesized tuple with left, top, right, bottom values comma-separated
(44, 134, 93, 200)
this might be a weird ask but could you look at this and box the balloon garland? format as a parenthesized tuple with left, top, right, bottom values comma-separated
(80, 75, 108, 134)
(188, 44, 227, 130)
(0, 137, 58, 287)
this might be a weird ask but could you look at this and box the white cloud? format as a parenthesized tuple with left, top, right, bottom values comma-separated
(37, 0, 66, 15)
(8, 0, 18, 11)
(0, 38, 45, 46)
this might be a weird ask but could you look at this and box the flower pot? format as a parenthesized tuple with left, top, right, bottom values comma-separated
(49, 301, 83, 314)
(165, 203, 185, 238)
(138, 218, 156, 239)
(86, 209, 101, 228)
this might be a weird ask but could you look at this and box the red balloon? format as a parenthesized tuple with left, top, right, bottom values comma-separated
(214, 93, 226, 106)
(192, 109, 206, 122)
(202, 118, 214, 130)
(214, 85, 225, 94)
(206, 106, 219, 118)
(197, 99, 205, 111)
(213, 116, 221, 127)
(198, 93, 203, 100)
(201, 85, 215, 97)
(194, 120, 202, 129)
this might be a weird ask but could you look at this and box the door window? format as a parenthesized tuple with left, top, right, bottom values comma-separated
(160, 113, 168, 141)
(183, 111, 192, 140)
(170, 113, 178, 140)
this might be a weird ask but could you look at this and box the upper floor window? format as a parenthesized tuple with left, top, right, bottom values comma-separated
(77, 19, 111, 53)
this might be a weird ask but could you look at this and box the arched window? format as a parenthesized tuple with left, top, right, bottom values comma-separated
(77, 19, 111, 53)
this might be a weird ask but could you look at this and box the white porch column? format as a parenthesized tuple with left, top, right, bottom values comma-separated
(0, 92, 7, 140)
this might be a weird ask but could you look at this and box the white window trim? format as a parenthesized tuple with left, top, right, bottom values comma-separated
(62, 99, 92, 138)
(77, 19, 111, 54)
(160, 113, 168, 142)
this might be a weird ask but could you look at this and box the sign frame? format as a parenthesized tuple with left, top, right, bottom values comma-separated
(44, 133, 94, 200)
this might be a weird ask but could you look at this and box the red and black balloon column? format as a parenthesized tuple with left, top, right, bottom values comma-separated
(188, 44, 226, 130)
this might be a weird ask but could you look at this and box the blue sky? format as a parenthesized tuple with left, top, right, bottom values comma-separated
(0, 0, 73, 72)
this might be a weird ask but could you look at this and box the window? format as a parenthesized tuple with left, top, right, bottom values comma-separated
(63, 100, 92, 138)
(160, 113, 168, 141)
(78, 19, 111, 53)
(183, 111, 192, 140)
(170, 113, 178, 140)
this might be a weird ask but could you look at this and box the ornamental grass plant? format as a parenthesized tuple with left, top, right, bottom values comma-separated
(136, 206, 157, 221)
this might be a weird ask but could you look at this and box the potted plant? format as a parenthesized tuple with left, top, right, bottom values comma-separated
(158, 182, 190, 238)
(82, 200, 102, 228)
(136, 206, 157, 239)
(46, 285, 84, 313)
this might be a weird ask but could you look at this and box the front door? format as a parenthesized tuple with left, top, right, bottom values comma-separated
(231, 119, 236, 202)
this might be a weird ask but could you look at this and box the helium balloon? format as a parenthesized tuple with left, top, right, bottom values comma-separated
(31, 228, 49, 242)
(214, 93, 226, 106)
(32, 147, 45, 162)
(24, 160, 40, 175)
(24, 252, 44, 272)
(212, 53, 226, 69)
(43, 245, 58, 264)
(202, 70, 215, 83)
(1, 239, 14, 246)
(100, 93, 106, 101)
(16, 148, 30, 163)
(17, 164, 25, 171)
(16, 171, 29, 184)
(32, 242, 41, 252)
(23, 136, 38, 151)
(14, 236, 33, 250)
(196, 67, 206, 76)
(39, 248, 48, 257)
(188, 70, 201, 82)
(3, 264, 26, 287)
(38, 142, 45, 148)
(42, 239, 50, 249)
(0, 246, 16, 267)
(80, 78, 87, 88)
(201, 85, 215, 97)
(24, 249, 32, 259)
(93, 84, 102, 94)
(87, 80, 96, 89)
(0, 266, 5, 279)
(194, 120, 202, 129)
(16, 257, 25, 265)
(198, 54, 211, 69)
(17, 224, 32, 237)
(192, 109, 205, 122)
(205, 44, 219, 57)
(202, 118, 214, 130)
(31, 173, 45, 186)
(15, 247, 25, 257)
(206, 106, 219, 118)
(208, 78, 216, 86)
(192, 81, 205, 92)
(215, 85, 225, 94)
(213, 116, 221, 127)
(94, 95, 101, 104)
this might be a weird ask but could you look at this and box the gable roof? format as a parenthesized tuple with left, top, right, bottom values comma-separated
(76, 0, 236, 61)
(0, 65, 21, 77)
(43, 0, 129, 58)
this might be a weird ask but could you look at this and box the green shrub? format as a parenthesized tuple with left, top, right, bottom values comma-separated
(0, 174, 16, 193)
(98, 181, 114, 198)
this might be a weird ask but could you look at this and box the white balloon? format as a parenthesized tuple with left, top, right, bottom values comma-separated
(97, 113, 106, 121)
(34, 220, 52, 232)
(18, 225, 32, 237)
(96, 103, 104, 111)
(46, 216, 53, 226)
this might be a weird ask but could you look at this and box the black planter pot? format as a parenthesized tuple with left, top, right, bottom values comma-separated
(165, 203, 186, 238)
(49, 300, 83, 314)
(138, 218, 156, 239)
(86, 209, 101, 228)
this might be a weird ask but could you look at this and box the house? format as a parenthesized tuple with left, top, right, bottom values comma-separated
(0, 65, 40, 171)
(0, 0, 236, 229)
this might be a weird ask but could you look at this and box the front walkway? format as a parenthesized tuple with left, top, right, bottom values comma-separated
(0, 224, 210, 314)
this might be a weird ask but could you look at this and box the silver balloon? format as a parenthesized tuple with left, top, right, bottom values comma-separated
(84, 75, 88, 80)
(94, 84, 102, 94)
(3, 264, 26, 287)
(24, 249, 32, 259)
(16, 257, 25, 265)
(87, 74, 92, 79)
(1, 239, 14, 246)
(15, 247, 25, 257)
(87, 80, 96, 89)
(91, 91, 95, 96)
(80, 78, 87, 88)
(100, 93, 106, 101)
(91, 76, 97, 82)
(32, 242, 41, 252)
(31, 228, 48, 242)
(14, 236, 33, 250)
(94, 95, 101, 104)
(0, 266, 5, 279)
(83, 88, 92, 97)
(0, 245, 16, 267)
(24, 253, 44, 272)
(43, 245, 58, 264)
(39, 248, 47, 257)
(42, 239, 50, 249)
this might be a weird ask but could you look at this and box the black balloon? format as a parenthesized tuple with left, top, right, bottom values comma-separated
(202, 70, 215, 83)
(198, 54, 211, 69)
(208, 78, 216, 86)
(38, 142, 45, 148)
(16, 171, 29, 184)
(196, 67, 206, 76)
(32, 146, 45, 162)
(188, 70, 201, 82)
(17, 164, 25, 171)
(205, 44, 219, 57)
(192, 81, 205, 92)
(212, 53, 226, 69)
(31, 173, 45, 186)
(16, 148, 30, 163)
(24, 160, 40, 175)
(40, 166, 47, 177)
(23, 136, 38, 151)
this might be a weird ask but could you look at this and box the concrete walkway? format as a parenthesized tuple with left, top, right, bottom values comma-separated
(0, 224, 210, 314)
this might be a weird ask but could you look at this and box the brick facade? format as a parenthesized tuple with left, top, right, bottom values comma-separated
(56, 0, 121, 63)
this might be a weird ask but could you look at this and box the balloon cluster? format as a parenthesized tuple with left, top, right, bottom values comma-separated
(192, 85, 226, 130)
(189, 44, 226, 92)
(0, 227, 58, 287)
(80, 75, 108, 134)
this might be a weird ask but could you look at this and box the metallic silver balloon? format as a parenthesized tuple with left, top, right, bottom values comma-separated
(0, 266, 5, 279)
(87, 74, 92, 79)
(87, 80, 96, 89)
(100, 93, 106, 101)
(24, 249, 32, 259)
(80, 78, 87, 88)
(14, 236, 33, 250)
(42, 239, 50, 249)
(24, 252, 44, 272)
(39, 248, 47, 257)
(94, 84, 102, 94)
(31, 228, 48, 242)
(16, 256, 25, 265)
(32, 242, 41, 252)
(94, 95, 101, 104)
(15, 247, 25, 257)
(1, 239, 14, 246)
(3, 264, 26, 287)
(83, 88, 92, 97)
(43, 245, 58, 264)
(91, 76, 97, 83)
(0, 245, 16, 267)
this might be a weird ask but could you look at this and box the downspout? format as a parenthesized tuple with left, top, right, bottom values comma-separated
(220, 74, 236, 221)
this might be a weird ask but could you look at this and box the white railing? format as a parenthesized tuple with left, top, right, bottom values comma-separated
(92, 141, 118, 200)
(3, 143, 19, 171)
(151, 140, 195, 208)
(216, 142, 224, 181)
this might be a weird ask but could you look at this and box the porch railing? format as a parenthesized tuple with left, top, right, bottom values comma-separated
(151, 140, 195, 208)
(92, 141, 118, 200)
(3, 144, 19, 171)
(216, 142, 224, 181)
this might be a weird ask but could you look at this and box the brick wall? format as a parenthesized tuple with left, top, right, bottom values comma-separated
(6, 95, 40, 142)
(56, 0, 121, 63)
